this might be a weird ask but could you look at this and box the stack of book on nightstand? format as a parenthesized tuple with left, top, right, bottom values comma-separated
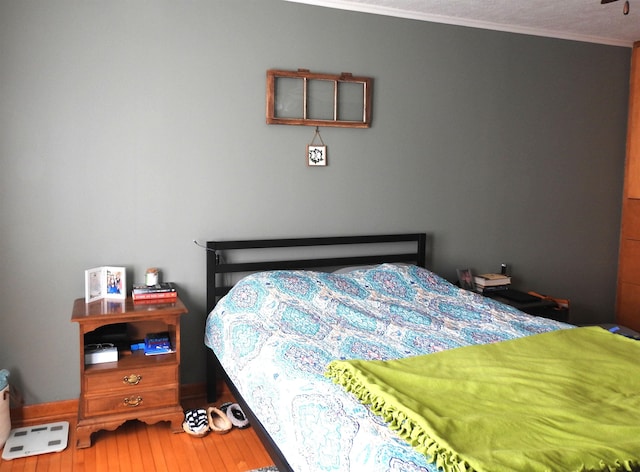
(132, 282, 178, 303)
(474, 273, 511, 294)
(144, 332, 173, 356)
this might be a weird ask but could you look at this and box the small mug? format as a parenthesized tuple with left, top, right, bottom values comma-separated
(145, 268, 159, 286)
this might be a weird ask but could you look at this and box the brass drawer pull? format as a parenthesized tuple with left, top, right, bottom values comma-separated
(123, 396, 143, 407)
(123, 374, 142, 385)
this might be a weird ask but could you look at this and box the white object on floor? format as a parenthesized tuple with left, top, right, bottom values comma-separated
(1, 421, 69, 460)
(0, 385, 9, 448)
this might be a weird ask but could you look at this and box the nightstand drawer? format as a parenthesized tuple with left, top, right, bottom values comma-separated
(85, 365, 177, 393)
(83, 386, 178, 417)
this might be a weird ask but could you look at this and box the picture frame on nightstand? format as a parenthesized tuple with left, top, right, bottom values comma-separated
(85, 266, 126, 302)
(457, 268, 475, 291)
(85, 267, 103, 302)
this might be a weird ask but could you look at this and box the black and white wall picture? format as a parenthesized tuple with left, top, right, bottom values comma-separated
(307, 145, 327, 166)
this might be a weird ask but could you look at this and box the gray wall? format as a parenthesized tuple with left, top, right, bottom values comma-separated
(0, 0, 630, 404)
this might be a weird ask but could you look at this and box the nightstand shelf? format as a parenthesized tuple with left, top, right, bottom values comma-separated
(83, 349, 177, 373)
(71, 297, 187, 448)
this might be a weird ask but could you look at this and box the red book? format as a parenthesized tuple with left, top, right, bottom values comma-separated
(132, 292, 178, 302)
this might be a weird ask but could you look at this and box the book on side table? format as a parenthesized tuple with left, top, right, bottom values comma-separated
(144, 331, 173, 355)
(474, 273, 511, 293)
(132, 282, 178, 302)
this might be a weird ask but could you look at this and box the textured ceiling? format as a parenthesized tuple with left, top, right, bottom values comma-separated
(285, 0, 639, 47)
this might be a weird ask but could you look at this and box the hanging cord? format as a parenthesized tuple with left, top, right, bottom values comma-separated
(309, 126, 324, 146)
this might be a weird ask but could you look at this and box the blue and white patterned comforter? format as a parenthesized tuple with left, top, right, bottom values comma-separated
(204, 264, 569, 472)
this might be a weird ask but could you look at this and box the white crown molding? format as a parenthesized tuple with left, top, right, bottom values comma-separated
(284, 0, 634, 48)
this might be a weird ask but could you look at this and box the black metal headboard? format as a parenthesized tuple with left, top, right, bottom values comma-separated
(205, 233, 427, 314)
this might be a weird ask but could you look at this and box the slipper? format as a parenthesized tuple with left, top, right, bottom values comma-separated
(183, 408, 209, 437)
(207, 406, 232, 434)
(220, 402, 250, 429)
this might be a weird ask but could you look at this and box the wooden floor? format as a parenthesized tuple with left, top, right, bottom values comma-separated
(0, 384, 275, 472)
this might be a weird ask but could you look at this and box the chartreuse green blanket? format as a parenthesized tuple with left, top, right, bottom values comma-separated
(325, 326, 640, 472)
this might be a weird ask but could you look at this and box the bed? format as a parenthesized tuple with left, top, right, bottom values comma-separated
(203, 234, 640, 472)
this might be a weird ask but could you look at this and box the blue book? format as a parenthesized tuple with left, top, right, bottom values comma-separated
(144, 332, 173, 355)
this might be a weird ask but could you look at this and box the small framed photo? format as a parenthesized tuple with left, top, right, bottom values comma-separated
(85, 267, 104, 302)
(456, 268, 475, 291)
(104, 266, 126, 299)
(307, 145, 327, 166)
(85, 266, 126, 302)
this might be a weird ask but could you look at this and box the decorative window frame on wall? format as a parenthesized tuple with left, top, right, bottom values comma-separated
(266, 69, 373, 128)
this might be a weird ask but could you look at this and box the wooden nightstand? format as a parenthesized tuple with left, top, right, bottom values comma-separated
(71, 297, 187, 448)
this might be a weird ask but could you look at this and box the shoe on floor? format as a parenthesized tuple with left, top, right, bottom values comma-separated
(183, 408, 209, 437)
(220, 402, 250, 429)
(207, 406, 232, 434)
